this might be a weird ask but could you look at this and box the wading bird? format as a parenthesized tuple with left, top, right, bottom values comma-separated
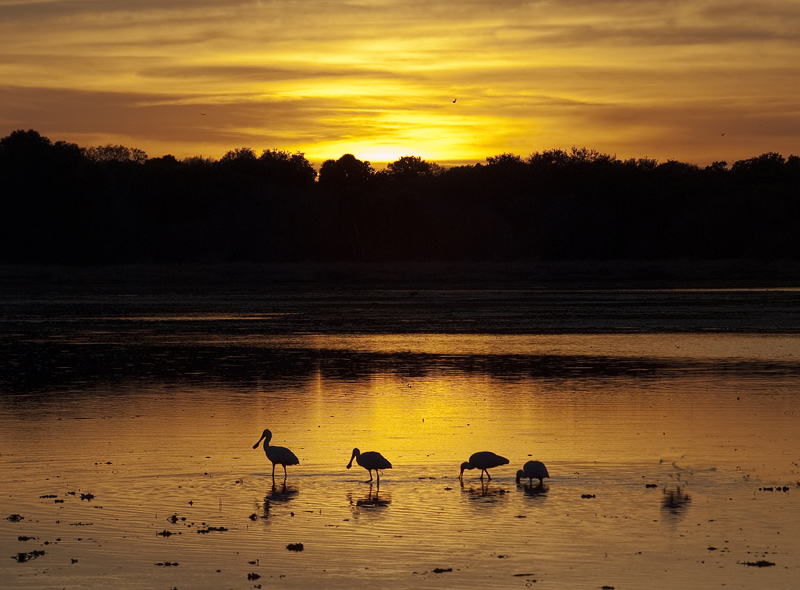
(346, 448, 392, 483)
(516, 460, 550, 486)
(459, 451, 509, 481)
(252, 428, 299, 477)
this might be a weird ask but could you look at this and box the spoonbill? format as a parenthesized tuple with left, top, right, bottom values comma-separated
(252, 428, 299, 477)
(346, 448, 392, 483)
(516, 460, 550, 486)
(459, 451, 509, 481)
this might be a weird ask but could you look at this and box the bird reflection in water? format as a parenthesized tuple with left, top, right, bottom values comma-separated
(348, 483, 391, 509)
(267, 481, 299, 503)
(519, 483, 549, 497)
(460, 478, 510, 501)
(255, 481, 299, 519)
(662, 485, 691, 514)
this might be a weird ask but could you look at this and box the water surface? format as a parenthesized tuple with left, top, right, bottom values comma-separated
(2, 288, 799, 589)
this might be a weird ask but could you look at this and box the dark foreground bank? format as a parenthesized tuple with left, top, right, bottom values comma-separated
(2, 259, 800, 291)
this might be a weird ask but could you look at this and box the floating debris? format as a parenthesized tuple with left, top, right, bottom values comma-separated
(6, 514, 23, 522)
(740, 560, 775, 567)
(197, 526, 228, 534)
(155, 562, 179, 567)
(248, 513, 259, 521)
(13, 550, 45, 563)
(17, 536, 36, 542)
(432, 567, 452, 573)
(39, 494, 58, 498)
(286, 543, 304, 552)
(247, 572, 261, 580)
(80, 493, 95, 501)
(581, 494, 596, 499)
(645, 483, 658, 488)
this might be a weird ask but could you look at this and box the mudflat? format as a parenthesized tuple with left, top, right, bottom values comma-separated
(2, 261, 800, 335)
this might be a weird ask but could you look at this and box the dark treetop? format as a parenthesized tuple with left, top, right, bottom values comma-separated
(3, 130, 800, 265)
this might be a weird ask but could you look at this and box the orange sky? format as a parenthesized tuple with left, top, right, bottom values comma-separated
(2, 0, 799, 167)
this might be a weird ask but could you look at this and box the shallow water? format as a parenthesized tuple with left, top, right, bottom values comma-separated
(2, 289, 800, 589)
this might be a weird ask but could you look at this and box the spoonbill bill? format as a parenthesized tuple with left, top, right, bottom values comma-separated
(459, 451, 509, 481)
(252, 428, 299, 477)
(346, 448, 392, 483)
(516, 460, 550, 486)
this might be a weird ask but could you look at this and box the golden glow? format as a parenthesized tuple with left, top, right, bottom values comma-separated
(2, 1, 800, 165)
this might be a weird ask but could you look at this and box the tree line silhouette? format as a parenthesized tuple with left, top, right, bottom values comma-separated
(2, 129, 799, 264)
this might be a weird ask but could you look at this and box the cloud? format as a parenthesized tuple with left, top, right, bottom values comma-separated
(2, 0, 800, 164)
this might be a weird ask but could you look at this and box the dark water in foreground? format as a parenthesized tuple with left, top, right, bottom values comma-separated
(1, 284, 799, 589)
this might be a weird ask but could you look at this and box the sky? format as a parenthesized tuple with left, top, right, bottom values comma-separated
(2, 0, 799, 167)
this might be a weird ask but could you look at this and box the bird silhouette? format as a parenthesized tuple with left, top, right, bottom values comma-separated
(346, 448, 392, 483)
(516, 460, 550, 486)
(459, 451, 509, 480)
(252, 428, 299, 478)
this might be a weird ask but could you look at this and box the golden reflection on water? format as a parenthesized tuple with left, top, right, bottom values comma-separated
(2, 334, 800, 589)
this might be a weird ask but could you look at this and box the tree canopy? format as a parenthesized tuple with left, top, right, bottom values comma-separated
(2, 129, 799, 264)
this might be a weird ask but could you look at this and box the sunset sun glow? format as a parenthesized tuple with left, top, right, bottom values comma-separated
(2, 0, 799, 166)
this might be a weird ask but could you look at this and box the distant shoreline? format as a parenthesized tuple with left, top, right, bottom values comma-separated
(2, 260, 799, 292)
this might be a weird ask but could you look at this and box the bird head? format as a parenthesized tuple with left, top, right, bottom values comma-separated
(252, 428, 272, 450)
(515, 469, 525, 483)
(459, 461, 474, 478)
(346, 447, 360, 469)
